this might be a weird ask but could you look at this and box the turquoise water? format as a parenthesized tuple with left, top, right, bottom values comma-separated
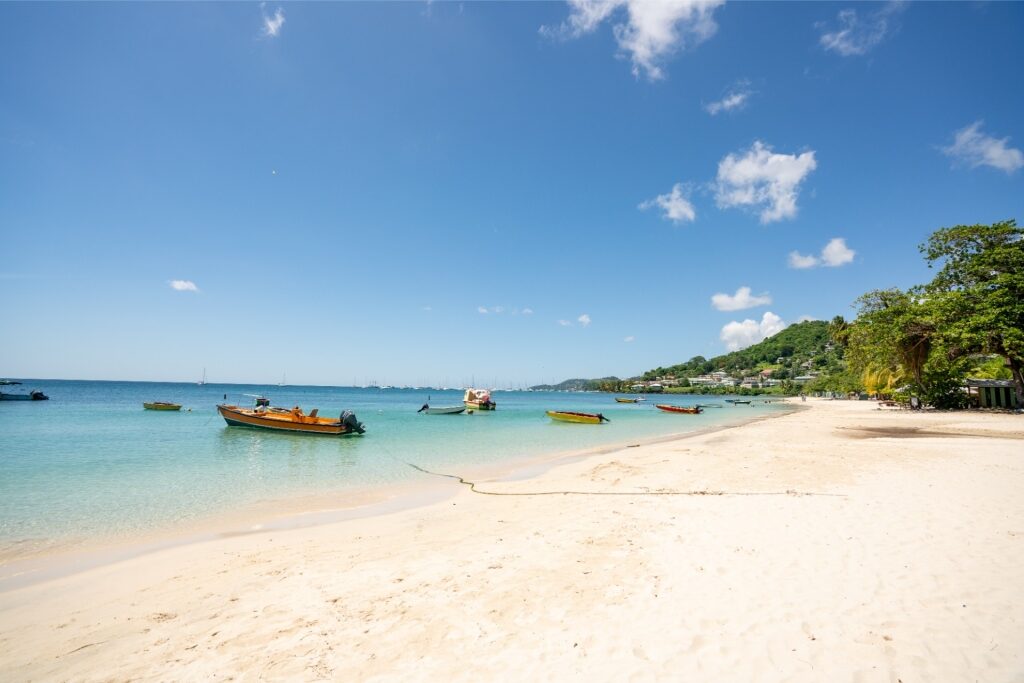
(0, 380, 789, 551)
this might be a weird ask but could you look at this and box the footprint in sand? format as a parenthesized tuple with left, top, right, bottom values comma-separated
(149, 612, 177, 623)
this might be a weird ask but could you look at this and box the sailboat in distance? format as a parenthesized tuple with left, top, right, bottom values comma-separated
(198, 368, 206, 386)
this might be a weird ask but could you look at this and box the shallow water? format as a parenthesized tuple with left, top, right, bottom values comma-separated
(0, 380, 789, 551)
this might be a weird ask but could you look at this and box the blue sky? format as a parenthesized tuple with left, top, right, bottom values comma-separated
(2, 1, 1022, 386)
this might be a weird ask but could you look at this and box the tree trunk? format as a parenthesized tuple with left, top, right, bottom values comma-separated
(1009, 356, 1024, 410)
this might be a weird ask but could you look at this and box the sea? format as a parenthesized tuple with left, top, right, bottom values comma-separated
(0, 380, 790, 559)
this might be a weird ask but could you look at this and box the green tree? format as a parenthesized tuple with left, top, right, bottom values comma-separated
(920, 220, 1024, 406)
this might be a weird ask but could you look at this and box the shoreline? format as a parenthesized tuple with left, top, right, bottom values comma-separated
(2, 399, 1021, 680)
(0, 403, 796, 592)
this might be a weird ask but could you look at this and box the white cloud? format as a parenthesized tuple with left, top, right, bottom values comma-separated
(788, 251, 820, 269)
(493, 306, 505, 314)
(720, 311, 786, 351)
(941, 121, 1024, 174)
(169, 280, 199, 292)
(522, 308, 534, 315)
(624, 335, 635, 342)
(542, 0, 725, 81)
(704, 80, 753, 116)
(477, 306, 489, 314)
(558, 319, 573, 327)
(578, 313, 592, 327)
(639, 183, 696, 224)
(818, 1, 905, 57)
(820, 237, 856, 266)
(261, 4, 285, 38)
(714, 141, 817, 223)
(710, 286, 772, 312)
(789, 237, 856, 269)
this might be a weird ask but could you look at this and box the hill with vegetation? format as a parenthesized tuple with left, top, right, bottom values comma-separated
(640, 320, 841, 384)
(530, 377, 623, 392)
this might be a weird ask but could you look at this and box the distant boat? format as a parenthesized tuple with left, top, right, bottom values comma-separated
(725, 399, 752, 405)
(217, 398, 365, 436)
(655, 404, 702, 414)
(0, 389, 48, 401)
(615, 397, 639, 403)
(464, 388, 496, 411)
(198, 368, 206, 386)
(547, 410, 609, 424)
(417, 404, 466, 415)
(279, 373, 286, 387)
(143, 401, 181, 411)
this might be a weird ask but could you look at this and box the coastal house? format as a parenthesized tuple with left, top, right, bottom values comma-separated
(965, 379, 1020, 409)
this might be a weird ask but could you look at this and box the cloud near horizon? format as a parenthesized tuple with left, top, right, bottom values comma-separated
(639, 182, 696, 224)
(940, 121, 1024, 174)
(624, 335, 635, 342)
(169, 280, 199, 292)
(714, 141, 817, 223)
(541, 0, 725, 80)
(789, 237, 856, 269)
(720, 311, 785, 351)
(710, 286, 772, 312)
(818, 1, 905, 57)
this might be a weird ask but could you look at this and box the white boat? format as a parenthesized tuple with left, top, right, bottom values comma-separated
(198, 368, 206, 386)
(418, 404, 466, 415)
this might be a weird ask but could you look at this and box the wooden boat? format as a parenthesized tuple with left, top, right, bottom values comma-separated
(0, 389, 48, 401)
(655, 404, 702, 414)
(463, 388, 496, 411)
(418, 404, 466, 415)
(143, 401, 181, 411)
(615, 397, 639, 403)
(546, 410, 609, 424)
(217, 401, 365, 436)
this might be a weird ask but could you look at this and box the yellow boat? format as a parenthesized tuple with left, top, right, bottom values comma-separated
(546, 410, 609, 424)
(615, 397, 638, 403)
(143, 402, 181, 411)
(217, 402, 365, 436)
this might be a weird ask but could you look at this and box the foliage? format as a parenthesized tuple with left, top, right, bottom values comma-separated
(919, 219, 1024, 406)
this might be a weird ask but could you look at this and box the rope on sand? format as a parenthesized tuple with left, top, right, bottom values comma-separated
(405, 463, 846, 498)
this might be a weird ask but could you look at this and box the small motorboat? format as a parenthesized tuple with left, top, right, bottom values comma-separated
(0, 389, 48, 401)
(615, 397, 644, 403)
(655, 404, 702, 414)
(418, 404, 466, 415)
(695, 403, 722, 409)
(730, 400, 752, 405)
(464, 388, 496, 411)
(546, 410, 609, 424)
(144, 401, 182, 411)
(217, 398, 365, 436)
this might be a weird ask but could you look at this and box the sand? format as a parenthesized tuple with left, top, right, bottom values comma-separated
(1, 399, 1022, 681)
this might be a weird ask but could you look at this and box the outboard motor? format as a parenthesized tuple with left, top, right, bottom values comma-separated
(340, 410, 366, 434)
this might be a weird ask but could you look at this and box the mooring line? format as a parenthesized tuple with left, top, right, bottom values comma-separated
(405, 463, 846, 498)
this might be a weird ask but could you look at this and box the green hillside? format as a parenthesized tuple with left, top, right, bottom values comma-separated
(641, 320, 841, 382)
(530, 377, 622, 392)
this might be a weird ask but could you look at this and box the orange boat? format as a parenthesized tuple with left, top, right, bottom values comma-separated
(217, 400, 365, 436)
(655, 404, 702, 414)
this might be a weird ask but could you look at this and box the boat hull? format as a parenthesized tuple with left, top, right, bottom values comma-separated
(615, 397, 638, 403)
(464, 401, 496, 411)
(546, 410, 607, 424)
(144, 402, 181, 411)
(422, 406, 466, 415)
(217, 405, 363, 436)
(655, 404, 702, 414)
(0, 391, 48, 401)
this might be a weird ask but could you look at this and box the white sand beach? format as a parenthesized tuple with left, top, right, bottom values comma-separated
(1, 399, 1022, 681)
